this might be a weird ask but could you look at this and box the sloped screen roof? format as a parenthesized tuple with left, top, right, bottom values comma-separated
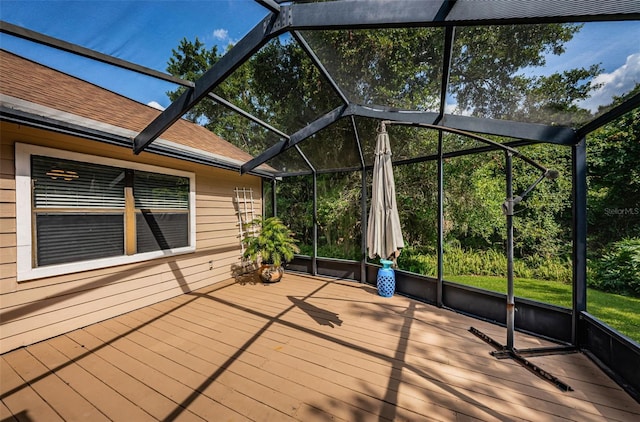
(1, 0, 639, 176)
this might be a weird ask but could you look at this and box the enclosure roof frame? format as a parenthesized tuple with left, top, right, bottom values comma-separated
(130, 0, 640, 173)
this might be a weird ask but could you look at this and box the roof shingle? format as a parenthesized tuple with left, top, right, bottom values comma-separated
(0, 50, 255, 164)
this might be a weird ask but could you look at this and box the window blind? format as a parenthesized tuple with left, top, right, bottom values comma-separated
(134, 170, 189, 209)
(136, 212, 189, 253)
(30, 154, 192, 267)
(32, 156, 125, 209)
(36, 213, 124, 266)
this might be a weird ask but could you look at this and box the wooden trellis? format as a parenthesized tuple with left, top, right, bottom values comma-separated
(234, 187, 257, 272)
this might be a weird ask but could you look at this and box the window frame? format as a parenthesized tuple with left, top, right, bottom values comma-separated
(16, 143, 196, 282)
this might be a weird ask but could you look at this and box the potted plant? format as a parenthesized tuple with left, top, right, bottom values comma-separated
(242, 216, 299, 283)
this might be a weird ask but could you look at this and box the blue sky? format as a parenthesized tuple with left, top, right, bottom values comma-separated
(1, 1, 639, 113)
(0, 0, 269, 108)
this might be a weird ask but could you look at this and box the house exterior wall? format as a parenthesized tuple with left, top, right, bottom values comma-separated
(0, 121, 262, 353)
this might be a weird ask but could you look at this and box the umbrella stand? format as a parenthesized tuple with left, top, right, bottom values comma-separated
(470, 152, 575, 393)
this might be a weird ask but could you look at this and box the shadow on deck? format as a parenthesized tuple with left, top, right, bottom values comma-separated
(2, 273, 639, 421)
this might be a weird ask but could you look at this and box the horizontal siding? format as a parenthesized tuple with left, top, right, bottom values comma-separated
(1, 250, 242, 313)
(0, 218, 16, 234)
(0, 203, 15, 218)
(1, 252, 236, 312)
(0, 122, 262, 353)
(0, 178, 14, 190)
(1, 264, 234, 348)
(0, 247, 16, 265)
(0, 265, 17, 293)
(0, 233, 15, 247)
(0, 139, 17, 293)
(0, 189, 15, 204)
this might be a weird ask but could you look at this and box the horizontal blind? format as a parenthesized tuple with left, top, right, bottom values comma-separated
(32, 156, 125, 209)
(134, 170, 189, 209)
(136, 212, 189, 253)
(36, 213, 124, 266)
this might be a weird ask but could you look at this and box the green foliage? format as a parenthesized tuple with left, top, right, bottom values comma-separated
(397, 246, 572, 283)
(587, 89, 640, 250)
(166, 37, 220, 124)
(315, 172, 362, 258)
(448, 275, 573, 307)
(162, 23, 640, 338)
(587, 287, 640, 344)
(163, 24, 635, 292)
(275, 176, 314, 246)
(510, 143, 573, 257)
(165, 23, 600, 166)
(520, 65, 601, 126)
(303, 28, 442, 109)
(242, 217, 300, 267)
(442, 152, 505, 250)
(166, 37, 218, 79)
(590, 238, 640, 296)
(298, 243, 361, 262)
(396, 246, 437, 276)
(451, 23, 596, 123)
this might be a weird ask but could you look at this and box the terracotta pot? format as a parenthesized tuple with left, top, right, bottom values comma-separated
(258, 264, 284, 283)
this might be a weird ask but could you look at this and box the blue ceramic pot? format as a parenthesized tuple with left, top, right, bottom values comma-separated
(377, 259, 395, 297)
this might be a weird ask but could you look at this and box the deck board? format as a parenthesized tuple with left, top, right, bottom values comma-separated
(3, 347, 109, 421)
(2, 274, 639, 421)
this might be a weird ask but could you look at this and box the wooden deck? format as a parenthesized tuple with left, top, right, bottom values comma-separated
(2, 273, 639, 421)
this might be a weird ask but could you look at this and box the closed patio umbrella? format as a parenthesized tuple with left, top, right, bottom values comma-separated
(367, 122, 404, 260)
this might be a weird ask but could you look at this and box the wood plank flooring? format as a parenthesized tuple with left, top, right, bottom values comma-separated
(2, 273, 639, 421)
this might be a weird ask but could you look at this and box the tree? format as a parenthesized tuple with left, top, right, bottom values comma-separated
(517, 65, 601, 126)
(302, 28, 443, 109)
(166, 37, 220, 124)
(450, 24, 599, 123)
(164, 23, 602, 260)
(587, 84, 640, 249)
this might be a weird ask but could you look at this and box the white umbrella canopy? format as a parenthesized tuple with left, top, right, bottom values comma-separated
(367, 122, 405, 260)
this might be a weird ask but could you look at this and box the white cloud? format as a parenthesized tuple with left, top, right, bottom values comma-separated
(579, 53, 640, 112)
(212, 28, 229, 41)
(444, 102, 457, 114)
(444, 100, 473, 116)
(147, 101, 165, 111)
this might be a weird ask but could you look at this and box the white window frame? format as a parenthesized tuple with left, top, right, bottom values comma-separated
(16, 143, 196, 282)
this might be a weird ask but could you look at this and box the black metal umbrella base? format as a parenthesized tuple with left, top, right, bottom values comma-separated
(469, 326, 576, 392)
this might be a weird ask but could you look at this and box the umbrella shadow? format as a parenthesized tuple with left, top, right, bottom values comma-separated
(287, 296, 343, 328)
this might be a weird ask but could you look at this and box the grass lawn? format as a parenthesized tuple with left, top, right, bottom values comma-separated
(446, 274, 640, 344)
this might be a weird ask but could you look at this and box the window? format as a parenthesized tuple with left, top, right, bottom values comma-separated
(134, 170, 190, 253)
(16, 144, 195, 281)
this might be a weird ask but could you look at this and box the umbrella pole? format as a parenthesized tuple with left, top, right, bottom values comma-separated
(436, 131, 444, 307)
(313, 171, 318, 276)
(505, 152, 515, 350)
